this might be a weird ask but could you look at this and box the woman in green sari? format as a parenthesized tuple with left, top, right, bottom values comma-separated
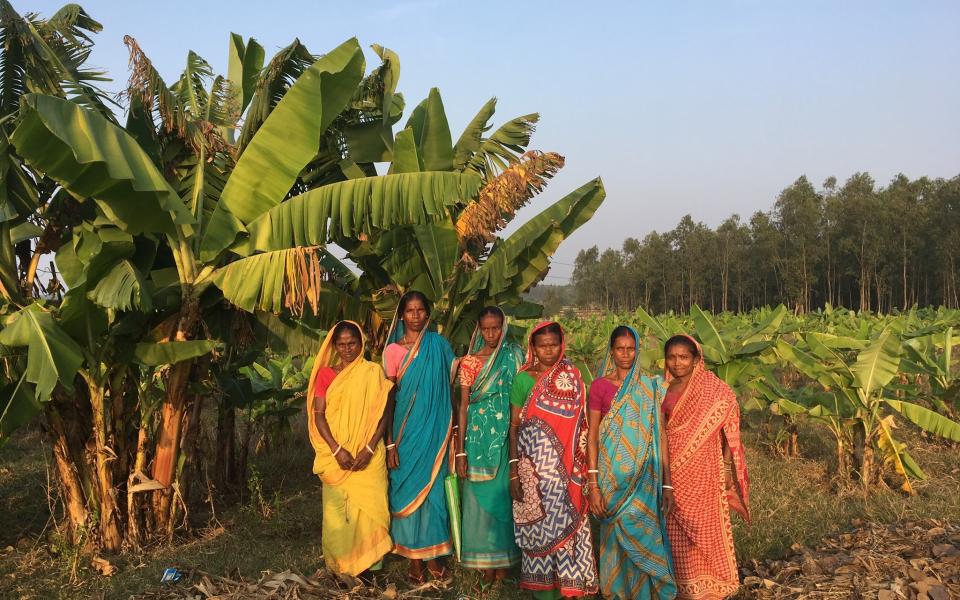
(454, 307, 523, 589)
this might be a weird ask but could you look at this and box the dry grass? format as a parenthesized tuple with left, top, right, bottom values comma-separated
(1, 419, 958, 599)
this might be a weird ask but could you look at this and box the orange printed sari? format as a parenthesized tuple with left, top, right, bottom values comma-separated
(664, 336, 749, 600)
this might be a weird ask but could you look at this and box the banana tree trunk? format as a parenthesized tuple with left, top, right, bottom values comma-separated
(86, 376, 124, 552)
(126, 424, 150, 548)
(215, 401, 237, 488)
(45, 405, 89, 544)
(853, 423, 875, 488)
(168, 385, 205, 537)
(151, 293, 200, 535)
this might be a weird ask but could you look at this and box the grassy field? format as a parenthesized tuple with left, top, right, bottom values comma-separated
(1, 419, 958, 599)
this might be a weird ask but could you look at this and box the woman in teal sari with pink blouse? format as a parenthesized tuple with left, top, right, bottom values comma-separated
(586, 325, 676, 599)
(383, 291, 455, 584)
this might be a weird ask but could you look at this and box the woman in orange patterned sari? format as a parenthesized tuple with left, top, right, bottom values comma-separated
(662, 335, 749, 600)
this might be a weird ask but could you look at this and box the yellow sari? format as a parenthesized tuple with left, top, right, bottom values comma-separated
(306, 322, 394, 576)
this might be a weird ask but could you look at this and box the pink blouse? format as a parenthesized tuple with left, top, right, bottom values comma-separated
(587, 377, 619, 418)
(383, 343, 409, 379)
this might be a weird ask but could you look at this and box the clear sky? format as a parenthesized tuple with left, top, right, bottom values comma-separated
(25, 0, 960, 282)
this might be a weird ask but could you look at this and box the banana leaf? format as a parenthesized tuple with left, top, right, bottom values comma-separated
(444, 472, 461, 562)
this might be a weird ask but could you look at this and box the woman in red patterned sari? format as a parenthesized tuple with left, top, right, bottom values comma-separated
(508, 321, 598, 599)
(662, 335, 749, 600)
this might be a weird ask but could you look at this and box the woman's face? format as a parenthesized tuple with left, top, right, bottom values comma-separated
(665, 343, 696, 380)
(334, 330, 362, 365)
(611, 334, 636, 372)
(532, 331, 562, 368)
(401, 298, 428, 333)
(478, 313, 503, 349)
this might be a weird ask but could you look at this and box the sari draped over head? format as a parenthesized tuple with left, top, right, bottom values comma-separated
(596, 325, 676, 600)
(459, 315, 523, 570)
(513, 321, 598, 597)
(464, 319, 524, 482)
(305, 321, 393, 576)
(664, 335, 749, 600)
(384, 310, 455, 559)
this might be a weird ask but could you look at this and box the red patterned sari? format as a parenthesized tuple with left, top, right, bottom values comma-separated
(664, 336, 749, 600)
(512, 322, 598, 597)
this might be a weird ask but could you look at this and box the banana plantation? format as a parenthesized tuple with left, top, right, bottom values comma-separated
(0, 3, 603, 552)
(560, 305, 960, 492)
(1, 2, 959, 598)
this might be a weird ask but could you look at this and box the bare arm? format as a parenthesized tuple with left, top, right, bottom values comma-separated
(455, 383, 469, 478)
(352, 386, 393, 472)
(586, 408, 606, 517)
(660, 419, 674, 515)
(385, 377, 399, 469)
(509, 403, 523, 501)
(313, 393, 354, 470)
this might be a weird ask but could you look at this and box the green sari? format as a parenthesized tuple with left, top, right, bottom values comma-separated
(460, 321, 523, 570)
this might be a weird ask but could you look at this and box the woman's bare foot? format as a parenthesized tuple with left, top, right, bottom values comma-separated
(406, 559, 425, 585)
(425, 558, 448, 580)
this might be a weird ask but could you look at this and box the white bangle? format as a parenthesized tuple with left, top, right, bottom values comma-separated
(333, 445, 342, 456)
(508, 458, 519, 464)
(587, 469, 599, 474)
(366, 444, 374, 454)
(662, 485, 674, 490)
(386, 443, 396, 449)
(455, 452, 467, 458)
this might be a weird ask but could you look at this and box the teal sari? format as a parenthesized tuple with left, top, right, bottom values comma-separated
(596, 326, 676, 599)
(386, 317, 455, 560)
(461, 321, 523, 569)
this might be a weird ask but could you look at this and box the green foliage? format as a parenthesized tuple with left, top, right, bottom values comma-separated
(557, 305, 960, 492)
(571, 174, 960, 315)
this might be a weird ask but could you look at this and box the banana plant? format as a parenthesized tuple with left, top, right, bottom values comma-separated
(773, 328, 960, 492)
(901, 326, 959, 417)
(5, 26, 606, 549)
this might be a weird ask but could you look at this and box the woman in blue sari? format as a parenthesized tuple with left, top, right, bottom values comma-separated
(383, 290, 455, 584)
(586, 325, 676, 599)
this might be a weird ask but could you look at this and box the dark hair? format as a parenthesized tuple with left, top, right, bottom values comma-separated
(477, 306, 505, 324)
(531, 322, 563, 345)
(398, 290, 431, 316)
(332, 321, 362, 342)
(664, 335, 699, 358)
(609, 325, 634, 348)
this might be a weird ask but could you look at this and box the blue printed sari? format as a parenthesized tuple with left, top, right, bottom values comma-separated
(385, 315, 455, 560)
(597, 326, 676, 599)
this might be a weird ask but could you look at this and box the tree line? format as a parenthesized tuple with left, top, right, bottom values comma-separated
(571, 173, 960, 314)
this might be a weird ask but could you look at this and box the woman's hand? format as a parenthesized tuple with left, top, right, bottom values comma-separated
(588, 486, 606, 518)
(334, 447, 355, 471)
(509, 471, 523, 502)
(662, 487, 676, 516)
(455, 454, 468, 479)
(352, 446, 374, 471)
(386, 445, 399, 470)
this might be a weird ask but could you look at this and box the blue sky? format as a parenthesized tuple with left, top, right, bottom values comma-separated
(26, 0, 960, 282)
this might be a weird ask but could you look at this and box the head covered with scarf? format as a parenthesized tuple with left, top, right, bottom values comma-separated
(513, 321, 589, 555)
(595, 325, 676, 598)
(463, 307, 524, 481)
(306, 321, 393, 486)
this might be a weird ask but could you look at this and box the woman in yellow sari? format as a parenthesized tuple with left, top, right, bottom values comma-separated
(306, 321, 394, 577)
